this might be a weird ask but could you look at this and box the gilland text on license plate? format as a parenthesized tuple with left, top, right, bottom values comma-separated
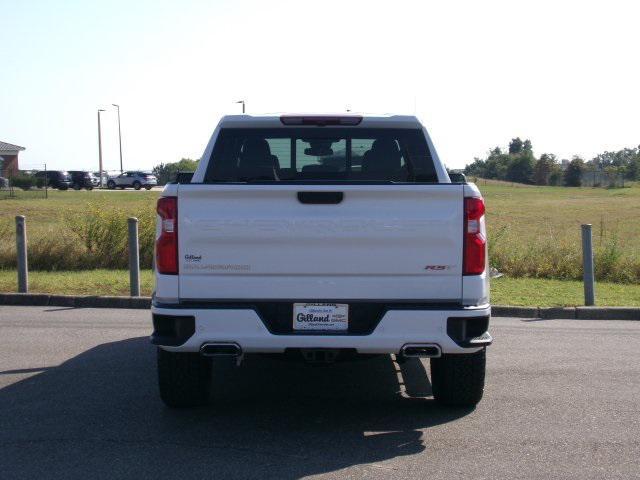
(293, 303, 349, 331)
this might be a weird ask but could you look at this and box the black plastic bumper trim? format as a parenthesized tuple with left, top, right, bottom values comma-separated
(150, 314, 196, 347)
(152, 300, 489, 337)
(446, 315, 492, 348)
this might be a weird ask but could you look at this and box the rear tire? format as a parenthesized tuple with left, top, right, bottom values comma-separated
(431, 349, 486, 407)
(157, 348, 212, 408)
(133, 181, 141, 190)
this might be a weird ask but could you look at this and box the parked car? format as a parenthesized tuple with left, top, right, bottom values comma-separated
(33, 170, 72, 190)
(93, 171, 119, 187)
(0, 177, 8, 189)
(151, 114, 491, 408)
(68, 171, 96, 190)
(107, 171, 157, 190)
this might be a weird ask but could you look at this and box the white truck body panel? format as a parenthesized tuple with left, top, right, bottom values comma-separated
(177, 183, 464, 301)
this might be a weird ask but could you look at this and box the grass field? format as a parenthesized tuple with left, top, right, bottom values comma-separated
(0, 190, 157, 270)
(0, 269, 638, 306)
(1, 182, 640, 283)
(483, 182, 640, 283)
(0, 269, 154, 296)
(0, 189, 156, 227)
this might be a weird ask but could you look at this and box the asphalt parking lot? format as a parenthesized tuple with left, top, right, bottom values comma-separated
(1, 307, 639, 480)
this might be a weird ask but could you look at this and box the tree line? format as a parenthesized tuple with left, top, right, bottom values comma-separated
(464, 138, 640, 186)
(152, 158, 199, 185)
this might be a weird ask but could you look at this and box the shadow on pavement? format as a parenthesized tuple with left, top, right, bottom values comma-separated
(0, 337, 472, 479)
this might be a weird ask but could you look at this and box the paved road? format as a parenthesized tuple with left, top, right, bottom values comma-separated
(1, 307, 639, 480)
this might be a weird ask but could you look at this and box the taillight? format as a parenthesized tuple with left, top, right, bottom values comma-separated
(156, 196, 178, 275)
(463, 197, 486, 275)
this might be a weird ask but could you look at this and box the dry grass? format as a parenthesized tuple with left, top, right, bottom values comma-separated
(0, 190, 157, 270)
(484, 183, 640, 283)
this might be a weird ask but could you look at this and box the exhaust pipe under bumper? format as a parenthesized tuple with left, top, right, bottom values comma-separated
(400, 344, 442, 358)
(200, 342, 242, 357)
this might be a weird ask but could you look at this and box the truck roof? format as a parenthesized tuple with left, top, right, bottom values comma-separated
(218, 114, 423, 129)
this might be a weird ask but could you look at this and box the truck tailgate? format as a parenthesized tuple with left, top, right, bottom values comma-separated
(177, 184, 463, 300)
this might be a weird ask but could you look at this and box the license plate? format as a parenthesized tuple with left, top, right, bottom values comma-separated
(293, 303, 349, 331)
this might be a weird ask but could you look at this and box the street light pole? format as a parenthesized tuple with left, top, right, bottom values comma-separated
(97, 109, 105, 188)
(235, 100, 245, 114)
(112, 104, 123, 173)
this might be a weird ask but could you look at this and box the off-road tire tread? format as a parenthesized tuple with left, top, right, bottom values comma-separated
(157, 348, 211, 408)
(430, 349, 486, 407)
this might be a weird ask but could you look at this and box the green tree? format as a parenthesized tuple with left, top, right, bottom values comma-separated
(481, 147, 510, 180)
(533, 153, 557, 185)
(563, 157, 585, 187)
(463, 157, 487, 177)
(508, 138, 524, 155)
(548, 162, 563, 186)
(626, 153, 640, 180)
(153, 158, 199, 185)
(506, 151, 535, 184)
(591, 147, 639, 180)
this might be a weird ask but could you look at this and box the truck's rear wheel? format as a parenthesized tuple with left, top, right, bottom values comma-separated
(157, 348, 212, 408)
(430, 349, 486, 407)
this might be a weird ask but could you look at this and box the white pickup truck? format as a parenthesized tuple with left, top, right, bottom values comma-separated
(151, 114, 491, 408)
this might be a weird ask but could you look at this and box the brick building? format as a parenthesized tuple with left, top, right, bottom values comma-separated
(0, 141, 25, 177)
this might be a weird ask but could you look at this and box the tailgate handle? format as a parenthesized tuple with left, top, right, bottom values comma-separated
(297, 192, 343, 204)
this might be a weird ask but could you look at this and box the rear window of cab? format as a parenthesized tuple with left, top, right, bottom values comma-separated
(204, 128, 438, 183)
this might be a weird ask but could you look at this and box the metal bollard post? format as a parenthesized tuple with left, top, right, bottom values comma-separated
(128, 217, 140, 297)
(581, 224, 595, 306)
(16, 216, 28, 293)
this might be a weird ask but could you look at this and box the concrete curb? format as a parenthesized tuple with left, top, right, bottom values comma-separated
(0, 294, 638, 319)
(0, 293, 151, 309)
(492, 305, 640, 321)
(489, 306, 538, 318)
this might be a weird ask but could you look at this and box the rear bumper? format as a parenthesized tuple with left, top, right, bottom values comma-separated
(151, 303, 492, 355)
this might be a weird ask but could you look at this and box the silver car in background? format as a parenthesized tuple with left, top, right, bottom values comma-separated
(107, 171, 157, 190)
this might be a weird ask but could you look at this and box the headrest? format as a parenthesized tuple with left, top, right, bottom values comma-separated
(240, 139, 272, 166)
(371, 139, 401, 160)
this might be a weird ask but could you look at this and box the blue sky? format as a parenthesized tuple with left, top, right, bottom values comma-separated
(1, 0, 639, 171)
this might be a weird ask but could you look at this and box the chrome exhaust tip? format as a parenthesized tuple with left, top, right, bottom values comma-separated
(400, 344, 442, 358)
(200, 342, 242, 357)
